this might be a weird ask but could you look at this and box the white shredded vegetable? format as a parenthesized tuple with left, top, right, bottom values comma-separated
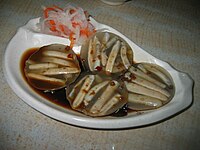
(37, 4, 96, 47)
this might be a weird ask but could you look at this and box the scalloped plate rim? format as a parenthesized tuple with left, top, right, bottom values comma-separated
(2, 17, 193, 129)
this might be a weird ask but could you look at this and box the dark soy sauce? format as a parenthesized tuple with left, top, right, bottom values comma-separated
(20, 48, 71, 109)
(20, 48, 129, 117)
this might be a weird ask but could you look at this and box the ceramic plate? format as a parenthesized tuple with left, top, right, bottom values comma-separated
(3, 18, 193, 129)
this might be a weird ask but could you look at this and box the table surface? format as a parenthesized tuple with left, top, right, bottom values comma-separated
(0, 0, 199, 149)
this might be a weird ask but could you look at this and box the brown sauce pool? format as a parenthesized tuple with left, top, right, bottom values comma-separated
(20, 48, 72, 109)
(20, 48, 129, 117)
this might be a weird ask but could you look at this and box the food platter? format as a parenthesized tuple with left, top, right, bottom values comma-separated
(3, 17, 193, 129)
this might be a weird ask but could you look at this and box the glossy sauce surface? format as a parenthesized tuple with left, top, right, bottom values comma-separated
(20, 48, 71, 109)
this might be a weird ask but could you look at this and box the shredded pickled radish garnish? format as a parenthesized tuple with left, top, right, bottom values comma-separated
(37, 4, 96, 48)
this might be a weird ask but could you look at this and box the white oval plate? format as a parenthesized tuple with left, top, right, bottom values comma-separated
(3, 18, 193, 129)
